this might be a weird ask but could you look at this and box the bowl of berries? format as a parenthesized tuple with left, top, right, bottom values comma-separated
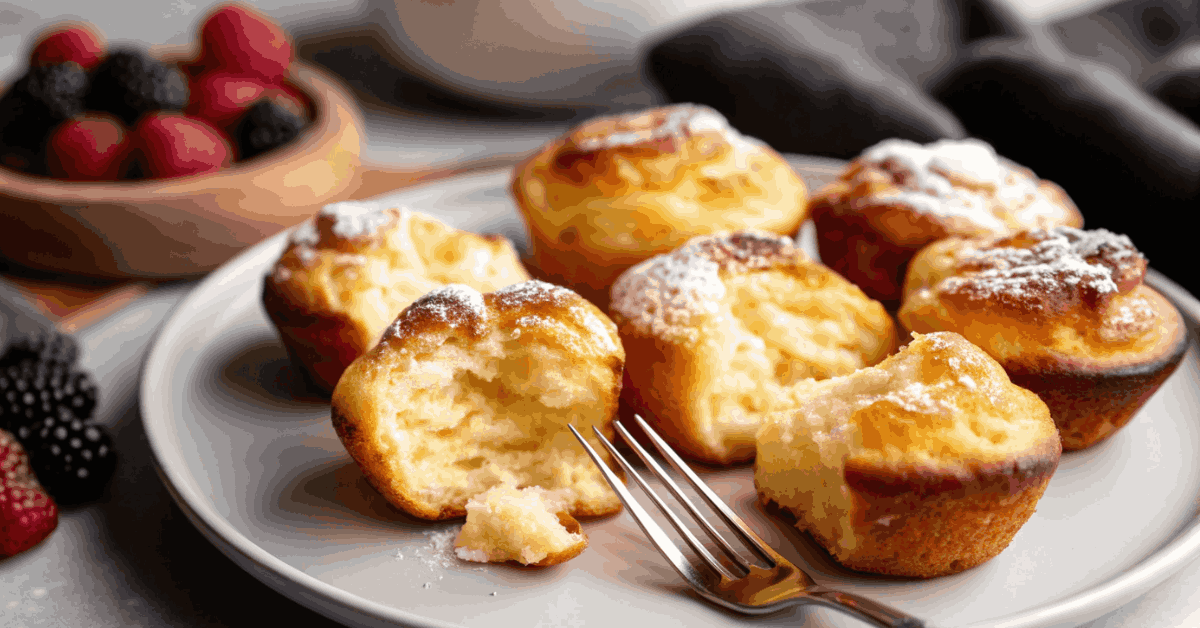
(0, 3, 364, 279)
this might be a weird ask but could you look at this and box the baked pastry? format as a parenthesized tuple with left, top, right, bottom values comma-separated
(511, 103, 808, 310)
(899, 226, 1187, 450)
(454, 484, 588, 566)
(755, 332, 1061, 578)
(809, 138, 1083, 307)
(331, 280, 625, 520)
(262, 202, 530, 393)
(609, 229, 896, 465)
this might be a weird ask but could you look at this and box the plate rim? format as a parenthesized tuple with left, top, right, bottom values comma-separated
(140, 164, 1200, 628)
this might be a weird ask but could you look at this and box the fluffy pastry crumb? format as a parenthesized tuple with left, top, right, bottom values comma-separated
(454, 484, 587, 566)
(331, 280, 625, 520)
(611, 229, 896, 464)
(755, 332, 1061, 578)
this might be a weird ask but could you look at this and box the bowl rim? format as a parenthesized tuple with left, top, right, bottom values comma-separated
(0, 58, 357, 201)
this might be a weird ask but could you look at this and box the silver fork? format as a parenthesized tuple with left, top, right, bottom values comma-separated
(568, 414, 926, 628)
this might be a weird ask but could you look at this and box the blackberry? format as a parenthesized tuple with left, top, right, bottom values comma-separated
(0, 62, 89, 173)
(0, 362, 97, 434)
(86, 49, 188, 126)
(234, 99, 304, 160)
(31, 407, 116, 505)
(21, 63, 90, 120)
(1, 330, 80, 368)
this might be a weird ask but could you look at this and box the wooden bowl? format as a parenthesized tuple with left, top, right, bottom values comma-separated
(0, 60, 364, 279)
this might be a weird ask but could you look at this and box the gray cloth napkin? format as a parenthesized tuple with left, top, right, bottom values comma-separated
(647, 0, 1200, 296)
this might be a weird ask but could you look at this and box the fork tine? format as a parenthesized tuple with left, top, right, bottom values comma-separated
(567, 425, 716, 590)
(612, 420, 756, 575)
(632, 414, 779, 565)
(586, 425, 741, 581)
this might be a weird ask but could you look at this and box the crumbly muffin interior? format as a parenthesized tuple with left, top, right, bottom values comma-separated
(454, 484, 584, 565)
(376, 328, 618, 515)
(691, 267, 896, 454)
(756, 332, 1054, 559)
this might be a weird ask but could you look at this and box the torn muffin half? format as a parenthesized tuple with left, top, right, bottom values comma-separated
(331, 280, 625, 522)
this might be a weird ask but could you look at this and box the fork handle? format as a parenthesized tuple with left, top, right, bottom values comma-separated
(804, 587, 926, 628)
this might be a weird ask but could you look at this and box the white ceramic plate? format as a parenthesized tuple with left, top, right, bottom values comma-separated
(142, 159, 1200, 628)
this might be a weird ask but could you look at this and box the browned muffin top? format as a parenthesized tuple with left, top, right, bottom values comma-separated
(609, 230, 807, 341)
(383, 280, 620, 358)
(938, 227, 1146, 315)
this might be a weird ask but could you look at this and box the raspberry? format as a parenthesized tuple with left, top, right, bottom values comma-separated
(0, 429, 58, 557)
(46, 115, 131, 180)
(234, 98, 305, 160)
(185, 73, 268, 131)
(31, 409, 116, 505)
(86, 49, 189, 126)
(197, 4, 293, 83)
(30, 23, 105, 70)
(0, 362, 98, 436)
(131, 113, 232, 177)
(0, 330, 80, 368)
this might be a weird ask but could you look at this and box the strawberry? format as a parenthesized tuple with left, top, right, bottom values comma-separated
(196, 4, 293, 83)
(46, 115, 131, 180)
(132, 112, 232, 178)
(185, 73, 269, 132)
(0, 429, 58, 557)
(29, 23, 105, 70)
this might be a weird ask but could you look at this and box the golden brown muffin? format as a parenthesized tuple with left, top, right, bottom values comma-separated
(609, 230, 896, 465)
(331, 280, 625, 520)
(454, 484, 588, 567)
(511, 103, 808, 310)
(810, 138, 1083, 308)
(262, 202, 530, 393)
(899, 226, 1187, 450)
(756, 332, 1061, 578)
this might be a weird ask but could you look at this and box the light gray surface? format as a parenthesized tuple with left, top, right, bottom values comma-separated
(138, 167, 1200, 628)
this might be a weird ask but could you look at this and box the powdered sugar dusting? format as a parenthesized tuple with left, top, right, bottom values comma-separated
(493, 279, 574, 308)
(290, 221, 318, 246)
(861, 138, 1059, 231)
(940, 227, 1142, 310)
(575, 104, 763, 155)
(611, 230, 798, 341)
(320, 202, 399, 239)
(865, 138, 1003, 189)
(387, 284, 488, 339)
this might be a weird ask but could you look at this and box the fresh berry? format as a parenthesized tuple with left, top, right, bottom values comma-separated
(0, 429, 58, 557)
(0, 362, 98, 435)
(31, 409, 115, 505)
(185, 73, 268, 131)
(0, 90, 47, 173)
(30, 24, 105, 70)
(197, 4, 293, 83)
(132, 113, 232, 177)
(0, 331, 80, 369)
(19, 63, 90, 121)
(0, 63, 90, 173)
(86, 49, 188, 126)
(46, 115, 131, 180)
(234, 98, 304, 160)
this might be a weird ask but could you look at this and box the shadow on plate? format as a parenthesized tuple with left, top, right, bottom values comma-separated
(266, 452, 436, 535)
(220, 338, 329, 407)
